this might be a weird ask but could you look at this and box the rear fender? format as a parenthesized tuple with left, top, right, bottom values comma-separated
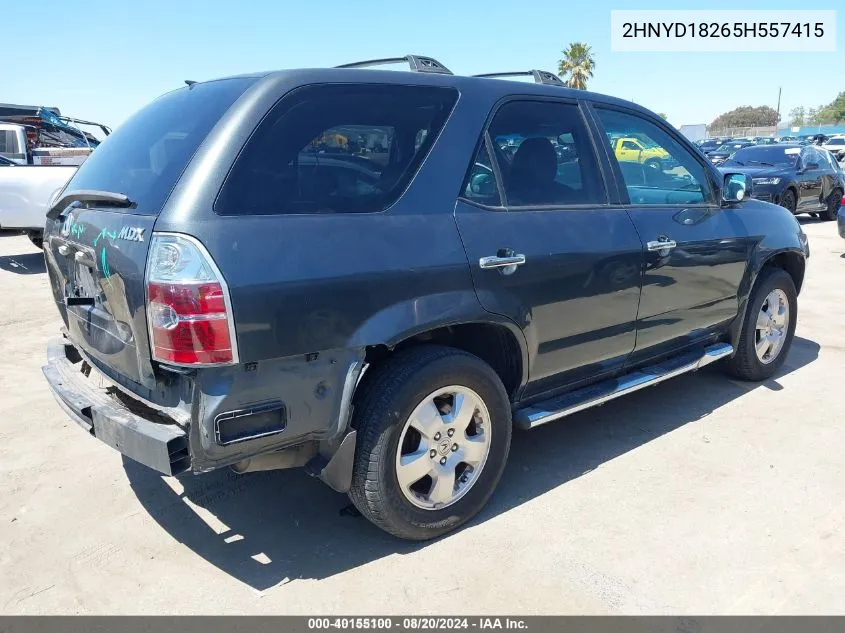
(346, 290, 530, 391)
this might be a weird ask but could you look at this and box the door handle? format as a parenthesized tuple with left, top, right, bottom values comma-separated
(646, 239, 677, 252)
(479, 254, 526, 269)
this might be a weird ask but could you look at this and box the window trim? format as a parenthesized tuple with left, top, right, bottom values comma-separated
(456, 133, 507, 210)
(457, 95, 611, 212)
(587, 102, 721, 209)
(213, 82, 460, 217)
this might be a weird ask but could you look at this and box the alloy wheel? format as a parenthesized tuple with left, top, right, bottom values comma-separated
(395, 386, 492, 510)
(755, 289, 789, 364)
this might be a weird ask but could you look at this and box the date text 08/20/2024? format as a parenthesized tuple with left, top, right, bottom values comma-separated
(307, 618, 528, 630)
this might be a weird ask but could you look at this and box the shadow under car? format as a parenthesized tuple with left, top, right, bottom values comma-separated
(124, 336, 820, 590)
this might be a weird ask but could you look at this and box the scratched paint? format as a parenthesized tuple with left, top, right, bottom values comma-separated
(100, 247, 111, 278)
(92, 228, 117, 247)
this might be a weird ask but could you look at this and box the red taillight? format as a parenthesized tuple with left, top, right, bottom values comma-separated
(146, 234, 237, 366)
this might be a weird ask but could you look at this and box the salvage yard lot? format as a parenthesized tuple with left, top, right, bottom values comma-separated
(1, 220, 843, 615)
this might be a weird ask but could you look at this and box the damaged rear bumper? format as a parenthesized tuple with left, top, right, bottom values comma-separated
(42, 335, 361, 491)
(42, 337, 190, 476)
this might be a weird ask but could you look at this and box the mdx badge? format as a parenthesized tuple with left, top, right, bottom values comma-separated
(117, 226, 145, 242)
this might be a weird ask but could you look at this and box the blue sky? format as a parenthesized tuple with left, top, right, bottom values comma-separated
(5, 0, 841, 133)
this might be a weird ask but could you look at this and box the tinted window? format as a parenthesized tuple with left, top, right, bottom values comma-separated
(802, 147, 824, 167)
(461, 142, 502, 206)
(723, 145, 799, 168)
(216, 85, 458, 215)
(595, 108, 715, 206)
(63, 78, 255, 215)
(0, 129, 25, 160)
(821, 149, 839, 170)
(828, 138, 845, 146)
(485, 101, 604, 207)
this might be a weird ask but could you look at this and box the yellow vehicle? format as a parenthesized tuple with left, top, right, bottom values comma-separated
(611, 136, 674, 170)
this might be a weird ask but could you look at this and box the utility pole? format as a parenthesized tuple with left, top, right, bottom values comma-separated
(776, 87, 782, 129)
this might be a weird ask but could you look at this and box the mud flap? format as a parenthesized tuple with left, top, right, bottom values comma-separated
(306, 430, 357, 493)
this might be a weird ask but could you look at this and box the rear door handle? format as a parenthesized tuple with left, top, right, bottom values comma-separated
(646, 239, 677, 252)
(479, 254, 526, 269)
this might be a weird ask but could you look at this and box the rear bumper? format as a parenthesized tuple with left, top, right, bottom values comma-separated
(42, 337, 190, 475)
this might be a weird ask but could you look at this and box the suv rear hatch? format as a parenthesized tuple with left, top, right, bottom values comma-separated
(43, 77, 256, 389)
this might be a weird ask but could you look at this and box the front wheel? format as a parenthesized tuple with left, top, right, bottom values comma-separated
(724, 267, 797, 381)
(821, 188, 843, 221)
(349, 346, 512, 540)
(780, 189, 797, 214)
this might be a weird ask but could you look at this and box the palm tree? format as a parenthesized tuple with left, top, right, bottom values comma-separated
(558, 42, 595, 90)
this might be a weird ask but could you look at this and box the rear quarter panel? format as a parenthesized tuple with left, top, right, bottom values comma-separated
(147, 74, 531, 467)
(154, 73, 511, 362)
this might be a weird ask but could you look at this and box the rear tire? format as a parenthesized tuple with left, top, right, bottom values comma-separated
(822, 188, 842, 221)
(348, 346, 512, 540)
(724, 267, 797, 382)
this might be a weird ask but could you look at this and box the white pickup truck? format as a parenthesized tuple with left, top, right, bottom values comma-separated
(0, 107, 110, 248)
(0, 157, 75, 247)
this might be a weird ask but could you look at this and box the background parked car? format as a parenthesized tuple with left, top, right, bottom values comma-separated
(720, 143, 844, 220)
(821, 136, 845, 161)
(838, 193, 845, 238)
(696, 139, 721, 154)
(707, 141, 754, 165)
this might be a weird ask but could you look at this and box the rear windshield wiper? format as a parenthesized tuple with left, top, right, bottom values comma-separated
(47, 190, 134, 220)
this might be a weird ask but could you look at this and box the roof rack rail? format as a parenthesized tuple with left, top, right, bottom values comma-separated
(335, 55, 452, 75)
(473, 70, 565, 86)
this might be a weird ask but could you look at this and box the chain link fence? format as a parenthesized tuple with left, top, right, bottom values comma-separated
(705, 125, 777, 138)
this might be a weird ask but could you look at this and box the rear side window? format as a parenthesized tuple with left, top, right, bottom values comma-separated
(484, 101, 605, 207)
(63, 78, 255, 215)
(215, 84, 458, 215)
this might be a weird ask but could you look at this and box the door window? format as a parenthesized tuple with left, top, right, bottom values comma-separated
(801, 147, 824, 169)
(483, 101, 606, 207)
(216, 84, 458, 215)
(595, 108, 716, 206)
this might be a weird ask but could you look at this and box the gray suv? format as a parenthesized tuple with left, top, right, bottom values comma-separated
(42, 56, 808, 540)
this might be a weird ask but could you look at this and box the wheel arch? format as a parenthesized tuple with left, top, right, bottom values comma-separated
(363, 320, 529, 402)
(730, 247, 805, 351)
(782, 184, 799, 208)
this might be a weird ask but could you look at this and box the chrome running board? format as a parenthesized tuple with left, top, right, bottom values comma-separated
(514, 343, 733, 430)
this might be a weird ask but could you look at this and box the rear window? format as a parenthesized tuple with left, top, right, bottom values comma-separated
(63, 77, 255, 215)
(215, 84, 458, 215)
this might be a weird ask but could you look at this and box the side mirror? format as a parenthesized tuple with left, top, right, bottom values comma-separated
(722, 173, 751, 203)
(470, 172, 497, 197)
